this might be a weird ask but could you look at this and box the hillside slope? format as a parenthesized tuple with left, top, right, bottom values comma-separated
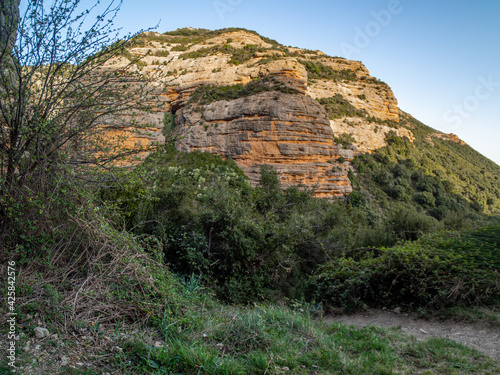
(106, 27, 499, 211)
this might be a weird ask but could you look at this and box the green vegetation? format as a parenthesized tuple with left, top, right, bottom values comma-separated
(128, 28, 287, 64)
(180, 43, 270, 65)
(189, 77, 298, 105)
(299, 59, 358, 82)
(319, 94, 368, 119)
(356, 113, 500, 213)
(153, 50, 170, 57)
(310, 226, 500, 312)
(163, 27, 282, 47)
(318, 94, 400, 127)
(3, 14, 500, 373)
(99, 146, 499, 308)
(119, 287, 498, 374)
(334, 132, 357, 147)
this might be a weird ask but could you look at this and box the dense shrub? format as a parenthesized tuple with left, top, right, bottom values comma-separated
(388, 206, 440, 241)
(299, 59, 357, 82)
(189, 77, 297, 105)
(309, 227, 500, 312)
(101, 148, 402, 302)
(413, 191, 436, 208)
(350, 132, 485, 237)
(319, 95, 368, 119)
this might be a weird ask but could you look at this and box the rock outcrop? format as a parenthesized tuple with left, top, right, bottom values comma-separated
(106, 28, 421, 197)
(330, 117, 415, 153)
(176, 89, 352, 197)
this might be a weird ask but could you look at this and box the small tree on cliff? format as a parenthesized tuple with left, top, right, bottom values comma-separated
(0, 0, 158, 222)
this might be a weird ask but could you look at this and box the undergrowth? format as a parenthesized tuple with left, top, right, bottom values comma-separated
(113, 278, 499, 374)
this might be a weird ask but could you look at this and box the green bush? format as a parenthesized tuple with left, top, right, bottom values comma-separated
(299, 59, 357, 82)
(309, 228, 500, 311)
(189, 77, 297, 105)
(153, 50, 170, 57)
(101, 148, 401, 303)
(413, 191, 436, 208)
(388, 206, 440, 241)
(333, 132, 357, 146)
(319, 95, 368, 119)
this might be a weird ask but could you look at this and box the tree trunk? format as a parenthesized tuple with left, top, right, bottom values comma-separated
(0, 0, 20, 58)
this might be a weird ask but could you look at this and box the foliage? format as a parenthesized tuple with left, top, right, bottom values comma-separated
(334, 132, 357, 147)
(0, 0, 160, 235)
(153, 50, 170, 57)
(396, 113, 500, 213)
(350, 134, 485, 229)
(310, 226, 500, 312)
(318, 94, 368, 119)
(163, 27, 281, 47)
(0, 0, 170, 334)
(298, 59, 357, 82)
(101, 147, 402, 302)
(119, 283, 498, 374)
(189, 77, 298, 105)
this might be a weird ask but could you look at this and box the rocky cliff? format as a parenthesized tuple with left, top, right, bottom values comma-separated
(105, 28, 466, 197)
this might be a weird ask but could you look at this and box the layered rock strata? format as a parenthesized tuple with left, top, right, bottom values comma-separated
(103, 29, 438, 197)
(175, 89, 352, 196)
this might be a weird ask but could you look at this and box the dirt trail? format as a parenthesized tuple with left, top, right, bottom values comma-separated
(327, 309, 500, 361)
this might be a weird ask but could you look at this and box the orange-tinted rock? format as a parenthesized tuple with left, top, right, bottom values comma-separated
(102, 29, 421, 197)
(175, 88, 352, 197)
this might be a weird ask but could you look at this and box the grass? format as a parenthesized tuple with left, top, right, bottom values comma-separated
(113, 281, 499, 374)
(435, 307, 500, 327)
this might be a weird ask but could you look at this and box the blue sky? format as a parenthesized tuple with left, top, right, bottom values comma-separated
(22, 0, 500, 164)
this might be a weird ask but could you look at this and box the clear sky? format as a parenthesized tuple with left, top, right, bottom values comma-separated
(22, 0, 500, 164)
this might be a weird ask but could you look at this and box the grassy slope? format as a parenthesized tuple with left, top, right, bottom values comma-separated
(115, 280, 499, 375)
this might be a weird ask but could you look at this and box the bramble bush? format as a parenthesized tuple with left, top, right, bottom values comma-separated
(309, 226, 500, 312)
(100, 145, 499, 308)
(100, 147, 400, 302)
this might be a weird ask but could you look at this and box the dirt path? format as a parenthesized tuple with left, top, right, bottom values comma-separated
(327, 309, 500, 361)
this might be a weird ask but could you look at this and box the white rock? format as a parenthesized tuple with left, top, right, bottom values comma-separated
(393, 307, 402, 314)
(34, 327, 49, 338)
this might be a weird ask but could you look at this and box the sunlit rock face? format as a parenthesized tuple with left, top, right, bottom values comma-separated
(108, 28, 464, 197)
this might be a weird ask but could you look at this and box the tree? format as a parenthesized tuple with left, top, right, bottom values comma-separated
(0, 0, 162, 241)
(0, 0, 20, 58)
(0, 0, 159, 190)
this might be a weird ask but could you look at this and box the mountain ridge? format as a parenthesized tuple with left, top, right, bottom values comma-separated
(106, 27, 499, 211)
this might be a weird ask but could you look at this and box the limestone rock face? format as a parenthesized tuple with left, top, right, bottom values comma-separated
(108, 29, 419, 197)
(176, 90, 352, 197)
(431, 132, 467, 145)
(330, 117, 415, 153)
(307, 79, 399, 122)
